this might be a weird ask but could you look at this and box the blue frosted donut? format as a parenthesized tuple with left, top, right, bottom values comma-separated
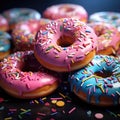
(89, 11, 120, 31)
(68, 55, 120, 106)
(3, 8, 41, 30)
(0, 31, 11, 60)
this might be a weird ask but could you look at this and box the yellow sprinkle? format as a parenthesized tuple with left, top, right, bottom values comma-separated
(59, 93, 66, 98)
(42, 97, 47, 100)
(97, 83, 105, 93)
(51, 100, 57, 104)
(117, 114, 120, 117)
(30, 72, 33, 76)
(82, 75, 94, 83)
(20, 108, 26, 112)
(112, 48, 116, 54)
(34, 100, 39, 104)
(71, 59, 74, 63)
(4, 117, 12, 120)
(85, 51, 89, 55)
(53, 45, 61, 52)
(56, 100, 65, 107)
(83, 70, 88, 74)
(55, 55, 60, 58)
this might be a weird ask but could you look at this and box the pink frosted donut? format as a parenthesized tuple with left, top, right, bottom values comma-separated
(0, 14, 9, 32)
(3, 8, 41, 30)
(34, 18, 97, 72)
(12, 19, 51, 51)
(88, 22, 120, 55)
(0, 51, 61, 99)
(43, 4, 88, 22)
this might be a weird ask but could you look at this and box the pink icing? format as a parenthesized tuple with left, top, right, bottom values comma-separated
(12, 19, 52, 51)
(34, 18, 97, 68)
(0, 51, 61, 95)
(0, 14, 8, 31)
(88, 22, 120, 51)
(43, 4, 88, 22)
(14, 19, 41, 34)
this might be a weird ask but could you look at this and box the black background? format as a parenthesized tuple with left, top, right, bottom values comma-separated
(0, 0, 120, 16)
(0, 0, 120, 120)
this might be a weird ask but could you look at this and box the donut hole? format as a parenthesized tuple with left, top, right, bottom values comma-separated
(59, 6, 74, 12)
(94, 27, 105, 37)
(20, 12, 29, 16)
(94, 70, 112, 78)
(57, 35, 74, 47)
(21, 54, 41, 72)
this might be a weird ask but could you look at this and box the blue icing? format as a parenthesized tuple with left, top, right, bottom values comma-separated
(68, 55, 120, 105)
(4, 8, 41, 24)
(90, 12, 120, 29)
(0, 31, 11, 52)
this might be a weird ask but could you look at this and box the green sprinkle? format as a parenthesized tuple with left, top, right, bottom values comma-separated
(20, 109, 31, 115)
(46, 45, 53, 51)
(60, 25, 63, 31)
(96, 83, 105, 93)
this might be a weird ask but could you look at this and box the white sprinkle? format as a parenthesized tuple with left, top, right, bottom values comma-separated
(112, 67, 120, 72)
(81, 82, 84, 86)
(116, 91, 120, 96)
(86, 84, 93, 87)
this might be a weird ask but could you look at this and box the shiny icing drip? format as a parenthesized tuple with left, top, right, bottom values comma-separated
(0, 31, 11, 52)
(35, 18, 97, 69)
(3, 8, 41, 25)
(68, 55, 120, 105)
(88, 22, 120, 51)
(0, 51, 60, 95)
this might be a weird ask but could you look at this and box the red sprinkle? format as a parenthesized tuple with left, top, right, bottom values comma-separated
(95, 113, 104, 119)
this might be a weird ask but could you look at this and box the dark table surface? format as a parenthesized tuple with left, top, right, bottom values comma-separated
(0, 0, 120, 120)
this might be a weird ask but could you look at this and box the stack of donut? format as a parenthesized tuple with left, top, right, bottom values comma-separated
(0, 3, 120, 107)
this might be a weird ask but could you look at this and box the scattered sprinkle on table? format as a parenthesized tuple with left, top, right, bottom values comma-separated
(95, 113, 104, 119)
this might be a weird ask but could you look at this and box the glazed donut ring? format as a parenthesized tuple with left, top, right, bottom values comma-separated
(88, 22, 120, 55)
(0, 31, 11, 60)
(0, 51, 61, 99)
(3, 8, 41, 30)
(68, 55, 120, 106)
(43, 3, 88, 22)
(34, 18, 97, 72)
(0, 14, 9, 32)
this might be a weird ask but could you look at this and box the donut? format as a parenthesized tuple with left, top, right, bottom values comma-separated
(43, 4, 88, 22)
(12, 19, 42, 51)
(88, 22, 120, 55)
(68, 55, 120, 106)
(0, 31, 11, 60)
(12, 19, 52, 51)
(0, 51, 61, 99)
(89, 11, 120, 31)
(3, 8, 41, 30)
(0, 14, 9, 32)
(34, 18, 97, 72)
